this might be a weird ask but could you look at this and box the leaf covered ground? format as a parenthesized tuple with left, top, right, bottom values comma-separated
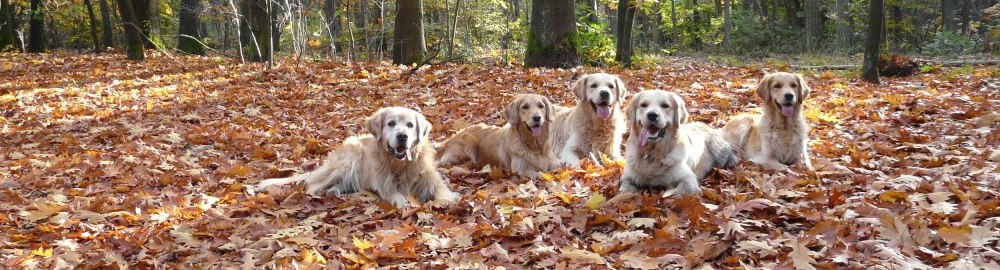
(1, 52, 999, 269)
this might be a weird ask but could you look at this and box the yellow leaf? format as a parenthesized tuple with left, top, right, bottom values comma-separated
(301, 248, 327, 264)
(804, 108, 839, 124)
(878, 191, 909, 203)
(540, 172, 555, 182)
(32, 247, 53, 258)
(352, 236, 373, 251)
(585, 193, 606, 210)
(555, 192, 574, 204)
(938, 226, 971, 244)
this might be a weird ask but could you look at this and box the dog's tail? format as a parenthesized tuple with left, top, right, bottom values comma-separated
(257, 172, 310, 191)
(706, 129, 738, 169)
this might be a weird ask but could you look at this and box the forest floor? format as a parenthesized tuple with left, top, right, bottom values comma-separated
(1, 52, 998, 269)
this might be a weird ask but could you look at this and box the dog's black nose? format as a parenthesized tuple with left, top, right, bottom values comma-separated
(784, 93, 794, 101)
(599, 91, 610, 100)
(396, 133, 408, 142)
(532, 115, 542, 122)
(647, 112, 659, 121)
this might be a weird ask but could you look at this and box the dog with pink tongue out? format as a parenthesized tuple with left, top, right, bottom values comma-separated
(619, 90, 736, 196)
(549, 73, 629, 167)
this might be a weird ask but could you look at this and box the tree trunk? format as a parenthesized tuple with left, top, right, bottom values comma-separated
(27, 0, 44, 52)
(942, 0, 956, 32)
(723, 0, 732, 50)
(835, 0, 850, 51)
(178, 0, 205, 54)
(959, 0, 971, 34)
(803, 0, 821, 51)
(269, 2, 282, 52)
(585, 0, 599, 23)
(714, 0, 722, 16)
(146, 0, 163, 49)
(615, 0, 637, 66)
(446, 0, 461, 58)
(863, 0, 882, 84)
(783, 0, 801, 27)
(0, 0, 17, 51)
(670, 0, 677, 29)
(323, 0, 340, 54)
(240, 0, 271, 62)
(116, 0, 145, 60)
(84, 0, 101, 52)
(524, 0, 580, 68)
(392, 0, 425, 64)
(98, 0, 113, 48)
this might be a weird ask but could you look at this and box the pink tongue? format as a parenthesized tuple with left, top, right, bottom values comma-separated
(596, 105, 612, 120)
(530, 126, 543, 136)
(637, 128, 650, 148)
(781, 105, 795, 117)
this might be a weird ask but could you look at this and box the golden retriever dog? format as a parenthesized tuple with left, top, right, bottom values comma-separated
(550, 73, 628, 166)
(437, 94, 559, 177)
(723, 72, 813, 170)
(620, 90, 736, 195)
(257, 107, 459, 207)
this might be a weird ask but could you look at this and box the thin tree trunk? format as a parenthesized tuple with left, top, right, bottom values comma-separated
(1, 0, 18, 51)
(178, 0, 204, 54)
(240, 0, 270, 62)
(835, 0, 850, 52)
(524, 0, 579, 68)
(446, 0, 461, 58)
(863, 0, 883, 84)
(117, 0, 145, 60)
(615, 0, 636, 66)
(84, 0, 101, 52)
(783, 0, 801, 27)
(670, 0, 677, 29)
(147, 0, 163, 49)
(323, 0, 340, 56)
(714, 0, 722, 16)
(723, 0, 732, 50)
(942, 0, 956, 32)
(98, 0, 113, 47)
(803, 0, 821, 51)
(392, 0, 426, 64)
(959, 0, 971, 34)
(27, 0, 44, 52)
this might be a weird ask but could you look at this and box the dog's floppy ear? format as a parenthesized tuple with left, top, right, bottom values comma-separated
(543, 96, 554, 121)
(505, 96, 521, 125)
(614, 76, 628, 102)
(572, 74, 590, 102)
(756, 74, 772, 102)
(669, 92, 689, 127)
(366, 108, 387, 141)
(624, 91, 641, 125)
(796, 73, 811, 104)
(415, 112, 432, 143)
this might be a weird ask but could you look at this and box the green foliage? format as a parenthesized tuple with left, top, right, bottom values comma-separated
(724, 10, 800, 56)
(925, 31, 978, 56)
(575, 6, 615, 66)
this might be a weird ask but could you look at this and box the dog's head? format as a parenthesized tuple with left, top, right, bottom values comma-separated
(572, 73, 627, 120)
(366, 107, 432, 161)
(756, 72, 811, 117)
(625, 90, 688, 148)
(506, 94, 553, 137)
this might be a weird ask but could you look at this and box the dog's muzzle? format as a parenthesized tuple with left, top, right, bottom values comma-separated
(636, 124, 666, 148)
(591, 100, 612, 120)
(386, 143, 413, 161)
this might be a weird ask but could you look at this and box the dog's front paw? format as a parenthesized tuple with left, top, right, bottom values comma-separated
(437, 191, 460, 203)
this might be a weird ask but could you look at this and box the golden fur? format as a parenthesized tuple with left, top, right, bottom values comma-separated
(257, 107, 458, 207)
(620, 90, 735, 195)
(438, 94, 559, 177)
(723, 72, 814, 170)
(549, 73, 628, 166)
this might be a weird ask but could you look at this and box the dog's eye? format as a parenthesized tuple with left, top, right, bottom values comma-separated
(537, 103, 544, 109)
(640, 103, 648, 108)
(590, 83, 598, 88)
(521, 104, 529, 110)
(608, 83, 615, 89)
(790, 83, 798, 88)
(660, 103, 669, 108)
(406, 122, 414, 128)
(773, 83, 783, 88)
(387, 121, 396, 127)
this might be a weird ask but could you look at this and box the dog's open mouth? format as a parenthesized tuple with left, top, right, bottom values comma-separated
(590, 101, 612, 120)
(526, 123, 544, 136)
(637, 125, 666, 148)
(387, 143, 413, 161)
(776, 101, 796, 117)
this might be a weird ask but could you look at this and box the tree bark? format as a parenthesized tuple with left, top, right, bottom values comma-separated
(615, 0, 637, 66)
(783, 0, 801, 27)
(714, 0, 722, 16)
(0, 0, 17, 51)
(863, 0, 883, 84)
(27, 0, 44, 52)
(670, 0, 677, 29)
(524, 0, 579, 68)
(98, 0, 113, 48)
(84, 0, 101, 52)
(942, 0, 956, 32)
(835, 0, 850, 52)
(446, 0, 461, 58)
(803, 0, 821, 51)
(323, 0, 341, 54)
(178, 0, 205, 54)
(116, 0, 145, 60)
(392, 0, 426, 64)
(240, 0, 271, 62)
(146, 0, 163, 49)
(723, 0, 732, 50)
(959, 0, 971, 34)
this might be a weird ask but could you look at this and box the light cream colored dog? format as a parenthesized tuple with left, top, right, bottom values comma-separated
(620, 90, 736, 195)
(723, 72, 813, 170)
(257, 107, 459, 207)
(550, 73, 628, 166)
(437, 94, 559, 177)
